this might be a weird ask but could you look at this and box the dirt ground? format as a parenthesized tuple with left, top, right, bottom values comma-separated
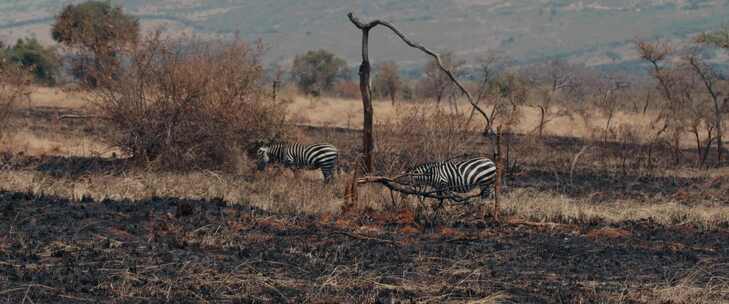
(1, 189, 728, 303)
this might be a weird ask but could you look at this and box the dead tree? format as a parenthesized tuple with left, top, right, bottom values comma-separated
(348, 17, 376, 174)
(347, 12, 491, 175)
(688, 53, 726, 166)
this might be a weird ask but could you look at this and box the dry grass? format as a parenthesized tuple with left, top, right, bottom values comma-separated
(0, 130, 120, 158)
(653, 262, 729, 304)
(22, 86, 89, 109)
(0, 167, 381, 215)
(500, 188, 729, 230)
(2, 165, 728, 231)
(20, 86, 725, 149)
(284, 94, 718, 148)
(4, 86, 729, 230)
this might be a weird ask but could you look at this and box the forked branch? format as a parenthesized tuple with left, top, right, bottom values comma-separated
(347, 13, 491, 131)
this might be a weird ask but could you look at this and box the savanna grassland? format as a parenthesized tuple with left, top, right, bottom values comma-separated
(1, 85, 728, 304)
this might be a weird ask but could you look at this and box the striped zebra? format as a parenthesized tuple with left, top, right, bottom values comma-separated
(256, 143, 338, 182)
(400, 159, 459, 190)
(403, 157, 497, 202)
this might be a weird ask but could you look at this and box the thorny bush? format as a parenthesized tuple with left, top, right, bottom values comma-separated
(90, 32, 287, 170)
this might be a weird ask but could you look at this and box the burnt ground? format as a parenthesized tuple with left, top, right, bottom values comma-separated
(1, 190, 727, 303)
(3, 107, 729, 303)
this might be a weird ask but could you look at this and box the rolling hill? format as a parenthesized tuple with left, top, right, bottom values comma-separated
(1, 0, 728, 71)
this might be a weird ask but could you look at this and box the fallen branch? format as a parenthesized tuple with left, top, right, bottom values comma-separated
(330, 231, 398, 246)
(357, 175, 482, 203)
(507, 219, 575, 229)
(59, 114, 101, 120)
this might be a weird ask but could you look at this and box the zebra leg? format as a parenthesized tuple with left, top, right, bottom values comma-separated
(431, 191, 446, 225)
(435, 194, 445, 212)
(480, 186, 492, 200)
(479, 186, 494, 221)
(321, 168, 333, 183)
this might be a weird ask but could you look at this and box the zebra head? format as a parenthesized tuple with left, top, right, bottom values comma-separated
(256, 146, 271, 171)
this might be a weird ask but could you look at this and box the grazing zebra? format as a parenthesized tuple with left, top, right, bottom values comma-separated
(424, 157, 497, 199)
(256, 143, 338, 182)
(400, 159, 459, 189)
(400, 154, 471, 190)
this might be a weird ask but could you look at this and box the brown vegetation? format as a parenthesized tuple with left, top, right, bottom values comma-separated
(0, 63, 32, 140)
(88, 32, 287, 170)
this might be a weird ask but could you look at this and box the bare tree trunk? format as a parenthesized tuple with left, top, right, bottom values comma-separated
(702, 126, 715, 168)
(688, 56, 723, 167)
(538, 106, 546, 138)
(714, 104, 723, 166)
(492, 125, 503, 223)
(673, 132, 681, 166)
(272, 80, 279, 102)
(349, 16, 376, 174)
(693, 128, 703, 168)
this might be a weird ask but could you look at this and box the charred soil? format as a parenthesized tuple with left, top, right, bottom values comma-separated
(1, 191, 727, 303)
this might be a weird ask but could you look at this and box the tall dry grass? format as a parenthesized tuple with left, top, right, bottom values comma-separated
(0, 130, 120, 158)
(2, 166, 728, 230)
(500, 188, 729, 230)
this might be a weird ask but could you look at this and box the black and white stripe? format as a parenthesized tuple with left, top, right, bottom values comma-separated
(421, 157, 497, 199)
(256, 143, 338, 182)
(402, 159, 458, 189)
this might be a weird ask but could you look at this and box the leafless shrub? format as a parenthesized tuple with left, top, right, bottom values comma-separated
(522, 58, 578, 138)
(0, 62, 32, 140)
(636, 38, 727, 167)
(375, 106, 480, 175)
(90, 32, 287, 170)
(333, 80, 361, 99)
(488, 73, 527, 134)
(416, 51, 465, 106)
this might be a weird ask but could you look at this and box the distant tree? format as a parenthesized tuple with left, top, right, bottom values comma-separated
(522, 58, 578, 138)
(2, 38, 60, 85)
(0, 62, 32, 139)
(417, 51, 464, 105)
(291, 49, 348, 95)
(468, 54, 509, 133)
(51, 1, 139, 86)
(636, 38, 717, 167)
(695, 27, 729, 166)
(373, 61, 401, 105)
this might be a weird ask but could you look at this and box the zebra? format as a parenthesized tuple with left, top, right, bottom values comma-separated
(423, 157, 497, 200)
(256, 143, 338, 182)
(398, 154, 471, 190)
(400, 159, 458, 190)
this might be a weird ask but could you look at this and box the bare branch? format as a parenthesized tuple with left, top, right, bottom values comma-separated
(357, 175, 482, 203)
(347, 13, 491, 131)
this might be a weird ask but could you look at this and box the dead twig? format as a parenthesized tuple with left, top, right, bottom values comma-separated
(330, 231, 398, 246)
(570, 145, 590, 185)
